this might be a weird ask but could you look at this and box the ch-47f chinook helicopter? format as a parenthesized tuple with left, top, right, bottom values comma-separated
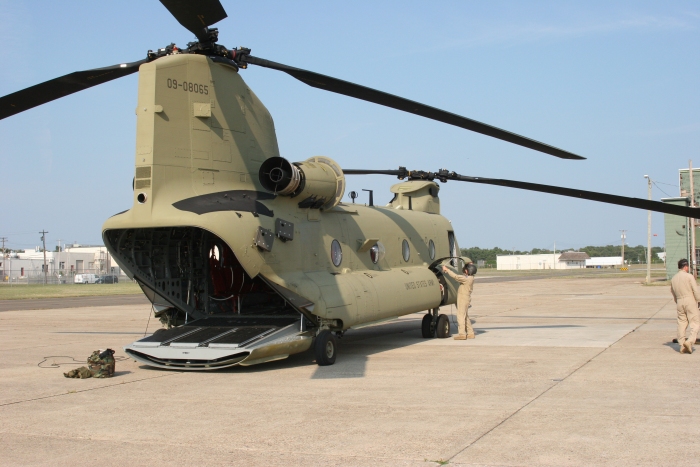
(2, 1, 698, 370)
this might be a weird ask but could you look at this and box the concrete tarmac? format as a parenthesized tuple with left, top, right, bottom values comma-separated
(1, 277, 697, 466)
(0, 294, 149, 312)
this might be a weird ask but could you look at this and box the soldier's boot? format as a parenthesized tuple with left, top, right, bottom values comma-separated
(453, 334, 467, 340)
(683, 340, 693, 354)
(466, 333, 475, 339)
(680, 339, 689, 354)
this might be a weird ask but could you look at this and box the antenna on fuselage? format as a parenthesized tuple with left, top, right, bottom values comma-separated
(362, 189, 374, 207)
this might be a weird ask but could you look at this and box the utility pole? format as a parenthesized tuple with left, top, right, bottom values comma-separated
(620, 230, 627, 268)
(689, 160, 697, 278)
(0, 236, 6, 282)
(644, 176, 652, 284)
(40, 230, 48, 285)
(553, 241, 556, 270)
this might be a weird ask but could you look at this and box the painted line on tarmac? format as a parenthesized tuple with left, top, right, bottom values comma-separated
(445, 297, 673, 462)
(0, 373, 181, 408)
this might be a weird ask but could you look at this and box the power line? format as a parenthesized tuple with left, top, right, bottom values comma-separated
(651, 180, 674, 198)
(653, 180, 678, 187)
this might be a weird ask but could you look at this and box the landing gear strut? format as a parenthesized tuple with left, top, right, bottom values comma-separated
(422, 308, 451, 339)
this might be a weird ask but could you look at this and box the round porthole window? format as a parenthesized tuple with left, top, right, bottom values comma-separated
(370, 242, 386, 264)
(331, 239, 343, 267)
(428, 239, 435, 260)
(402, 239, 410, 262)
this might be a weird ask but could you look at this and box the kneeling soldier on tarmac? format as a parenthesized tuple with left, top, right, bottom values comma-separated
(670, 258, 700, 354)
(442, 261, 477, 340)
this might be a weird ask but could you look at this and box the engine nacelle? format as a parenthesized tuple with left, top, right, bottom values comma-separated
(259, 156, 345, 210)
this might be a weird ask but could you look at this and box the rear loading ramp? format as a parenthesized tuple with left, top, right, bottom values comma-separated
(125, 315, 312, 370)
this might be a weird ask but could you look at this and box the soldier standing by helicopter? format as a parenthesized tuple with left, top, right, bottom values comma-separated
(442, 261, 477, 340)
(670, 258, 700, 354)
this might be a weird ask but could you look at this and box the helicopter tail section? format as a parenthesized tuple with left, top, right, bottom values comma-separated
(104, 226, 316, 369)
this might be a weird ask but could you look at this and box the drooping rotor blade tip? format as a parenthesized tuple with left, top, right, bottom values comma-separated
(244, 55, 587, 161)
(0, 59, 147, 121)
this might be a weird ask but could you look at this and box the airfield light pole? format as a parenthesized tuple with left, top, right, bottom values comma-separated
(644, 175, 652, 284)
(40, 230, 48, 285)
(620, 230, 626, 268)
(689, 160, 697, 278)
(0, 236, 6, 282)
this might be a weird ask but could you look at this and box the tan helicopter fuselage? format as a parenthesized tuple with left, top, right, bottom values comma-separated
(103, 53, 462, 366)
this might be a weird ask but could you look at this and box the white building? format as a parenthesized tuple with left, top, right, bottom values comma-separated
(585, 256, 623, 268)
(1, 244, 124, 283)
(497, 251, 591, 270)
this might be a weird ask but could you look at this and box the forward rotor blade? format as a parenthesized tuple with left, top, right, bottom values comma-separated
(344, 169, 698, 218)
(454, 175, 698, 217)
(159, 0, 227, 41)
(0, 59, 148, 121)
(245, 55, 585, 161)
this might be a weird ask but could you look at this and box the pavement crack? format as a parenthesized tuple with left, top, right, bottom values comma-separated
(446, 298, 673, 462)
(0, 372, 181, 408)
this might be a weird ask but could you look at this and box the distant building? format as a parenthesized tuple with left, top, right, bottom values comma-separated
(1, 244, 124, 283)
(497, 251, 589, 270)
(662, 167, 700, 279)
(586, 256, 623, 268)
(558, 251, 590, 268)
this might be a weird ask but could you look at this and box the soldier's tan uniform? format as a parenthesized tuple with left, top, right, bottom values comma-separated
(444, 268, 475, 337)
(670, 269, 700, 353)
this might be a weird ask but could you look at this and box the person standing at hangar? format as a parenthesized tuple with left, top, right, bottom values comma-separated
(670, 258, 700, 354)
(442, 261, 477, 340)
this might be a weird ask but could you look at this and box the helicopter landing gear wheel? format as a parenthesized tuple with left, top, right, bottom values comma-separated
(436, 314, 451, 338)
(314, 330, 337, 366)
(421, 313, 435, 338)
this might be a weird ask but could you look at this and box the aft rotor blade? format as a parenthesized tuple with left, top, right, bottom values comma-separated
(343, 169, 698, 218)
(245, 55, 585, 161)
(159, 0, 227, 41)
(0, 59, 148, 121)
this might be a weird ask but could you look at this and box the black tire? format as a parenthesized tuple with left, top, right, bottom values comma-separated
(436, 314, 451, 338)
(421, 313, 435, 338)
(314, 330, 337, 366)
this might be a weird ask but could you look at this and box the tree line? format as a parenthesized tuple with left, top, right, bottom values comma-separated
(460, 245, 665, 266)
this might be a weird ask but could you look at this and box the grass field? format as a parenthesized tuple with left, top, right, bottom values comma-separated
(0, 282, 142, 300)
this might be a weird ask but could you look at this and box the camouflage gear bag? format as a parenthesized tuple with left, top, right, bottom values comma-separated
(64, 349, 116, 379)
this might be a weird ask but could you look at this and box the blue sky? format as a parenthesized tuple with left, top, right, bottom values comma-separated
(1, 1, 698, 253)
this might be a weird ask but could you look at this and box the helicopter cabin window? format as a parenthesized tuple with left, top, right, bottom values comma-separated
(370, 242, 385, 264)
(402, 239, 410, 262)
(448, 231, 458, 267)
(428, 239, 435, 260)
(331, 239, 343, 267)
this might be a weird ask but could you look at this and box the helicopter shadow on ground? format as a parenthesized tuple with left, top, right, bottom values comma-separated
(236, 316, 429, 379)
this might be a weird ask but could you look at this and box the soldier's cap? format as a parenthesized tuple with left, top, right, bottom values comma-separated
(678, 258, 689, 269)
